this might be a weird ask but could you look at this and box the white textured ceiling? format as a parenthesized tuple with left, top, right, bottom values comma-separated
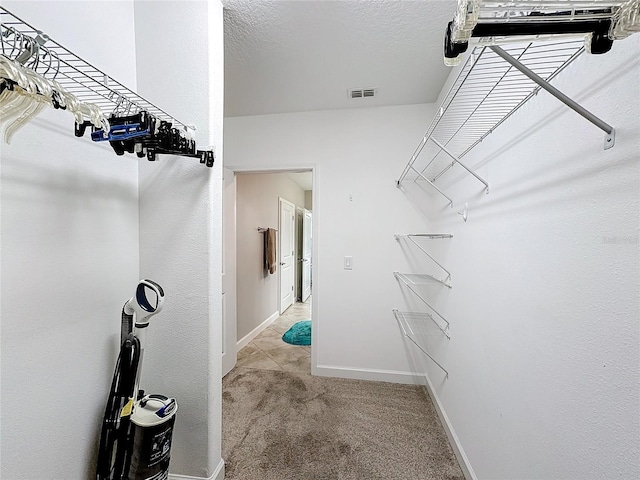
(223, 0, 458, 117)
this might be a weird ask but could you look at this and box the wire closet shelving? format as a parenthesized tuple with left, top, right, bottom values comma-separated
(396, 37, 619, 205)
(1, 6, 213, 165)
(394, 234, 453, 287)
(393, 233, 453, 377)
(393, 0, 639, 381)
(0, 7, 187, 128)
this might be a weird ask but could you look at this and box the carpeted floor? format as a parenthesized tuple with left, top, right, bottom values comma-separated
(222, 367, 464, 480)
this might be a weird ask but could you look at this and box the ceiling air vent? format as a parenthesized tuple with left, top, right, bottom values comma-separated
(348, 88, 376, 99)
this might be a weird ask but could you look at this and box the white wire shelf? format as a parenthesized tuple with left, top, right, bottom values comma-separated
(393, 309, 449, 377)
(396, 38, 611, 204)
(394, 272, 451, 329)
(393, 309, 450, 339)
(395, 233, 453, 239)
(0, 7, 188, 129)
(394, 272, 451, 289)
(395, 234, 453, 287)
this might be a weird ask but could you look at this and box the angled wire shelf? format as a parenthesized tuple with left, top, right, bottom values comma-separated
(393, 309, 449, 377)
(394, 272, 451, 330)
(0, 6, 188, 129)
(396, 38, 616, 204)
(395, 234, 453, 287)
(394, 272, 449, 288)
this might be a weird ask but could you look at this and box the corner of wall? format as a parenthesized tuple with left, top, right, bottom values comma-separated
(422, 374, 477, 480)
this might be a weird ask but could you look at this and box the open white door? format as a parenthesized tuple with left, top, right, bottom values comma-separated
(222, 168, 237, 377)
(279, 197, 295, 314)
(302, 209, 312, 302)
(295, 207, 304, 302)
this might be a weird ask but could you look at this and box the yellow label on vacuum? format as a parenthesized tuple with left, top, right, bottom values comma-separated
(121, 398, 134, 417)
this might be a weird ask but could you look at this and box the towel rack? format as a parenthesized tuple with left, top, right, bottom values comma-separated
(257, 227, 278, 233)
(0, 6, 214, 166)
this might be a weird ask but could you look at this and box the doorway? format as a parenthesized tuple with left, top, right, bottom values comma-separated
(222, 169, 315, 377)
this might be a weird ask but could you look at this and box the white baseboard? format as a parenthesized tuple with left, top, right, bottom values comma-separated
(314, 364, 425, 385)
(422, 374, 477, 480)
(237, 310, 279, 350)
(169, 458, 225, 480)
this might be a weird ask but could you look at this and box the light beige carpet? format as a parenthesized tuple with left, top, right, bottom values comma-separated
(222, 367, 464, 480)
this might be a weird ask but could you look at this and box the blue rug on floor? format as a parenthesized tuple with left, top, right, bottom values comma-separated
(282, 320, 311, 346)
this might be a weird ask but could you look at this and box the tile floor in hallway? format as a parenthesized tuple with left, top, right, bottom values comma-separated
(235, 298, 311, 374)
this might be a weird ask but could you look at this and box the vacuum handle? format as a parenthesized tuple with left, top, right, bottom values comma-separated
(124, 279, 165, 327)
(139, 394, 177, 418)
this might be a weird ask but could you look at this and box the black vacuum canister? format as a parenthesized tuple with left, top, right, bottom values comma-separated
(128, 395, 178, 480)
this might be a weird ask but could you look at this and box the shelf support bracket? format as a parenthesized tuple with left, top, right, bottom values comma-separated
(393, 309, 449, 378)
(394, 272, 451, 334)
(398, 235, 452, 288)
(407, 165, 454, 207)
(489, 46, 615, 150)
(430, 137, 490, 193)
(15, 30, 48, 65)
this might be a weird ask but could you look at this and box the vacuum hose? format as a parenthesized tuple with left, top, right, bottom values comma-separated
(96, 332, 141, 480)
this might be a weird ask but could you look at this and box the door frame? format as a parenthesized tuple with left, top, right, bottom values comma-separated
(225, 165, 318, 375)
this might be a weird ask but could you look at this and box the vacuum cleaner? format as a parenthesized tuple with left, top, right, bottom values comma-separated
(96, 279, 178, 480)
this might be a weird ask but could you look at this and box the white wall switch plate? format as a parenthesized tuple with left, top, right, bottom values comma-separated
(344, 256, 353, 270)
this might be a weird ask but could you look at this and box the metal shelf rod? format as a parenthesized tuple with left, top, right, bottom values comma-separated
(490, 45, 615, 144)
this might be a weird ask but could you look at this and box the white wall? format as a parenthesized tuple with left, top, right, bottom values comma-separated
(134, 0, 224, 478)
(419, 37, 639, 479)
(225, 104, 438, 381)
(227, 37, 639, 478)
(305, 189, 313, 210)
(0, 1, 139, 478)
(236, 173, 306, 340)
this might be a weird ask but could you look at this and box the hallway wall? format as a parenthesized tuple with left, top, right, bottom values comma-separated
(305, 190, 313, 210)
(225, 103, 438, 380)
(236, 173, 306, 341)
